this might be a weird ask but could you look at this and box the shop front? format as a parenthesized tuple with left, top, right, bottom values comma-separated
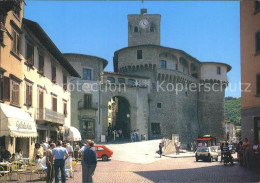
(0, 103, 37, 158)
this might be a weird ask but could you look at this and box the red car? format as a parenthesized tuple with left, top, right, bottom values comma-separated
(94, 145, 113, 161)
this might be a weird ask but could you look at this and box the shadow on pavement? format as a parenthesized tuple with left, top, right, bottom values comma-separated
(133, 163, 260, 182)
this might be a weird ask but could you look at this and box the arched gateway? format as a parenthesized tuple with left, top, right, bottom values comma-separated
(97, 72, 150, 142)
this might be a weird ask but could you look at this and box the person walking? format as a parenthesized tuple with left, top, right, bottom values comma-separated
(73, 142, 80, 160)
(158, 143, 163, 158)
(64, 142, 73, 178)
(79, 140, 91, 183)
(83, 141, 97, 183)
(52, 140, 68, 183)
(34, 143, 44, 160)
(220, 143, 224, 163)
(242, 138, 250, 168)
(46, 143, 56, 183)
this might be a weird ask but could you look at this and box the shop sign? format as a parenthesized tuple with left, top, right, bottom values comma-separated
(16, 121, 33, 130)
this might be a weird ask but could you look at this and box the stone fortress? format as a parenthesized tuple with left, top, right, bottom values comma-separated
(65, 9, 231, 144)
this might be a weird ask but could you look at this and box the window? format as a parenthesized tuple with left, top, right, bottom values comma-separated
(160, 60, 167, 69)
(12, 30, 21, 55)
(157, 103, 162, 108)
(52, 95, 57, 112)
(25, 82, 32, 106)
(83, 68, 92, 80)
(82, 121, 95, 139)
(217, 66, 221, 75)
(96, 147, 104, 151)
(11, 79, 20, 106)
(13, 6, 21, 19)
(257, 74, 260, 95)
(134, 26, 138, 32)
(151, 123, 161, 135)
(63, 101, 67, 117)
(63, 74, 67, 90)
(51, 64, 56, 83)
(256, 1, 260, 12)
(38, 54, 44, 74)
(256, 31, 260, 53)
(84, 94, 92, 108)
(137, 50, 142, 59)
(26, 43, 34, 66)
(107, 77, 115, 83)
(255, 118, 260, 141)
(128, 79, 135, 86)
(2, 76, 10, 101)
(38, 89, 44, 120)
(118, 78, 125, 84)
(150, 25, 155, 32)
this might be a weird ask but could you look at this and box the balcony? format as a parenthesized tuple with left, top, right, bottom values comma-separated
(36, 108, 65, 125)
(78, 102, 98, 111)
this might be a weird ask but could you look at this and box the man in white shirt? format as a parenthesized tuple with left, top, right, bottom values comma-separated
(41, 140, 49, 151)
(63, 142, 73, 178)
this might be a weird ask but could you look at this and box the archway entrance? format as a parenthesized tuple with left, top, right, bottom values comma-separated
(108, 96, 130, 139)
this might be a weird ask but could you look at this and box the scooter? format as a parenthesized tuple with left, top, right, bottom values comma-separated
(223, 153, 234, 166)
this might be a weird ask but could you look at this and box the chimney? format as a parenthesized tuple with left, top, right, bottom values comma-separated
(141, 9, 147, 15)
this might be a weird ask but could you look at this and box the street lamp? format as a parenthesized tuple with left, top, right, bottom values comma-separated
(126, 114, 130, 138)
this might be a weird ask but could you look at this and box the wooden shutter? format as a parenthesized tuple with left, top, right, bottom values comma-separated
(27, 84, 32, 106)
(25, 84, 29, 105)
(64, 102, 67, 117)
(3, 77, 10, 101)
(27, 43, 34, 66)
(39, 55, 44, 73)
(52, 97, 57, 112)
(52, 65, 56, 83)
(12, 30, 17, 53)
(12, 81, 19, 106)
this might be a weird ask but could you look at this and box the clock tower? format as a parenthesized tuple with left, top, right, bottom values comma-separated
(128, 9, 161, 46)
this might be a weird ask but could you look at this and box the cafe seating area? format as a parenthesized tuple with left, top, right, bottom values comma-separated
(0, 158, 80, 182)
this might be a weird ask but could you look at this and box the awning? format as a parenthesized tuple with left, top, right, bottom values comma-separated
(64, 126, 81, 141)
(0, 103, 37, 138)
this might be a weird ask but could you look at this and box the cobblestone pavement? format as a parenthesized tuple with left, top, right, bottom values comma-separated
(5, 157, 259, 183)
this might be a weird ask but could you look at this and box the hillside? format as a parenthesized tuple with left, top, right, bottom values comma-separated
(225, 97, 241, 126)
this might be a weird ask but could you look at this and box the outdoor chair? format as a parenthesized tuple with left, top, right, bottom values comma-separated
(10, 161, 27, 181)
(0, 165, 10, 182)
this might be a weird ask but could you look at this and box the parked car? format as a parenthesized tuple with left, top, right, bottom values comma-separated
(195, 147, 218, 162)
(211, 146, 221, 156)
(94, 145, 113, 161)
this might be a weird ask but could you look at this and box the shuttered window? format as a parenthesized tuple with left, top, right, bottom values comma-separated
(25, 82, 32, 106)
(12, 30, 20, 55)
(26, 43, 34, 66)
(256, 31, 260, 53)
(38, 54, 44, 74)
(52, 96, 57, 112)
(11, 80, 20, 106)
(84, 94, 92, 108)
(63, 101, 67, 117)
(52, 64, 56, 83)
(63, 74, 67, 90)
(3, 77, 10, 101)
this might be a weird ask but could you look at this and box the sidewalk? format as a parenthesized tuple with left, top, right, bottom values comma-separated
(164, 152, 195, 158)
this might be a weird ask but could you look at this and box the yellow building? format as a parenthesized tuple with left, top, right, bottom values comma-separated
(0, 1, 79, 158)
(0, 0, 38, 157)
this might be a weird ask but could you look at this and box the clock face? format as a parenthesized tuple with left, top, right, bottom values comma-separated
(139, 19, 149, 29)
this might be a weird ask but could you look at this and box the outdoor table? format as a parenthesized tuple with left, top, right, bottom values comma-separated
(21, 158, 31, 164)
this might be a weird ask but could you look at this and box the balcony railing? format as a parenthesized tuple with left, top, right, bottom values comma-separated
(78, 102, 98, 110)
(36, 108, 65, 125)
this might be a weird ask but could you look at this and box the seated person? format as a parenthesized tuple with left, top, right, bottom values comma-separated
(223, 143, 234, 165)
(15, 149, 23, 162)
(0, 146, 11, 161)
(35, 155, 47, 171)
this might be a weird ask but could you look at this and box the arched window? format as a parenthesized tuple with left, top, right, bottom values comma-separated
(118, 78, 125, 84)
(107, 77, 115, 83)
(150, 25, 155, 32)
(134, 26, 138, 33)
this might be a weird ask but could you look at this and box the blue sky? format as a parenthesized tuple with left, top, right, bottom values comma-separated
(24, 1, 240, 97)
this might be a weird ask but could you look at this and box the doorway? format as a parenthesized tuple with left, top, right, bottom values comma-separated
(108, 96, 130, 139)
